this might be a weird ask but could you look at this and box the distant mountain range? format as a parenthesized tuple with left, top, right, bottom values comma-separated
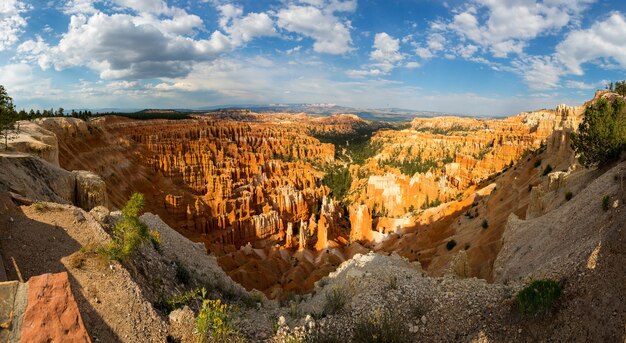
(86, 104, 468, 122)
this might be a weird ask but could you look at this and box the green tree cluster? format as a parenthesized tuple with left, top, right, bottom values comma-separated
(322, 167, 352, 201)
(0, 85, 18, 150)
(607, 80, 626, 96)
(386, 155, 438, 176)
(571, 98, 626, 167)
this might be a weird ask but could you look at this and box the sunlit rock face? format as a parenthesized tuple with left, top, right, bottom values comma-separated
(40, 99, 585, 298)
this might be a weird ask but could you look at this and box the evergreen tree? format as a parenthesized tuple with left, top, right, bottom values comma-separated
(571, 98, 626, 167)
(0, 85, 18, 150)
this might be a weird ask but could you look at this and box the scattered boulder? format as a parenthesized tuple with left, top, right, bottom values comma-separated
(73, 171, 107, 211)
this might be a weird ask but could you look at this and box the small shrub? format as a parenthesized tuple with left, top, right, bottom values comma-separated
(289, 302, 302, 319)
(542, 164, 553, 176)
(68, 251, 87, 269)
(100, 193, 153, 261)
(241, 292, 264, 308)
(446, 240, 457, 251)
(387, 276, 398, 290)
(602, 195, 610, 211)
(306, 327, 343, 343)
(150, 230, 161, 253)
(352, 309, 412, 343)
(323, 286, 349, 315)
(33, 202, 49, 212)
(408, 300, 423, 318)
(534, 159, 542, 168)
(515, 279, 561, 316)
(481, 219, 489, 229)
(154, 288, 206, 314)
(565, 191, 573, 201)
(196, 299, 237, 342)
(175, 260, 190, 285)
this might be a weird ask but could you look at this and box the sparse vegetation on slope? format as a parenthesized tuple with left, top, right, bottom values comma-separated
(196, 299, 242, 342)
(602, 195, 611, 211)
(515, 279, 561, 316)
(352, 309, 412, 343)
(100, 193, 160, 261)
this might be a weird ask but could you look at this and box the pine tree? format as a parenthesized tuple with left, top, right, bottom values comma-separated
(571, 98, 626, 167)
(0, 85, 18, 150)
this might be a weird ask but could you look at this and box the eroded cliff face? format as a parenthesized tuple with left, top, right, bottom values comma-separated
(40, 99, 586, 297)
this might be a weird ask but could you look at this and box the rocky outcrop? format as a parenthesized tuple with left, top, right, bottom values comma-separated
(20, 272, 91, 343)
(0, 153, 107, 212)
(0, 153, 75, 204)
(6, 121, 59, 165)
(73, 171, 107, 211)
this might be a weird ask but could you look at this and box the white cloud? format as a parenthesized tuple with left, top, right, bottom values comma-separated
(286, 46, 302, 55)
(370, 32, 404, 72)
(413, 33, 446, 60)
(218, 5, 276, 46)
(276, 1, 355, 54)
(557, 12, 626, 75)
(564, 79, 608, 90)
(405, 61, 420, 69)
(0, 63, 61, 100)
(63, 0, 98, 15)
(17, 1, 279, 80)
(348, 32, 409, 77)
(0, 0, 29, 51)
(345, 68, 384, 78)
(426, 0, 595, 59)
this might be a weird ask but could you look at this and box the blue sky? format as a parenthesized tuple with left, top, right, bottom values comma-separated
(1, 0, 626, 116)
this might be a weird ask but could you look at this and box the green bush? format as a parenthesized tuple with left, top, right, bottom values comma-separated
(565, 191, 573, 201)
(534, 159, 542, 168)
(481, 219, 489, 229)
(323, 286, 349, 315)
(154, 288, 205, 314)
(446, 240, 457, 251)
(175, 260, 191, 285)
(542, 164, 553, 176)
(571, 98, 626, 167)
(602, 195, 610, 211)
(196, 299, 238, 342)
(515, 279, 561, 315)
(100, 193, 157, 261)
(352, 310, 412, 343)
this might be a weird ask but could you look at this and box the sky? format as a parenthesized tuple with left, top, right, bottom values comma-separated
(1, 0, 626, 116)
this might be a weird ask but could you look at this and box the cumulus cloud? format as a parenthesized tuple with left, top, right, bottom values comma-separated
(512, 56, 564, 90)
(17, 0, 280, 80)
(276, 0, 355, 54)
(415, 0, 595, 61)
(218, 4, 276, 46)
(348, 32, 410, 78)
(370, 32, 404, 72)
(446, 0, 595, 58)
(557, 12, 626, 75)
(20, 12, 232, 79)
(0, 0, 29, 51)
(0, 63, 60, 99)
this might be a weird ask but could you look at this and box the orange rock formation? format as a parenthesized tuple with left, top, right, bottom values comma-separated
(40, 96, 588, 297)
